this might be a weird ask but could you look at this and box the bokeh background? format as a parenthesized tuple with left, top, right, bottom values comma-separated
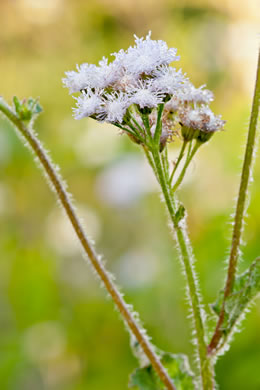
(0, 0, 260, 389)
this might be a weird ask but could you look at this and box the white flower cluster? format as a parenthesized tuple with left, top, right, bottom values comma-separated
(63, 32, 225, 142)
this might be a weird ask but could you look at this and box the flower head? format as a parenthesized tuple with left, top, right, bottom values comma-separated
(177, 81, 214, 105)
(73, 89, 103, 120)
(128, 81, 164, 109)
(64, 32, 224, 147)
(63, 58, 119, 93)
(113, 31, 179, 77)
(150, 66, 186, 95)
(98, 92, 130, 124)
(179, 106, 225, 133)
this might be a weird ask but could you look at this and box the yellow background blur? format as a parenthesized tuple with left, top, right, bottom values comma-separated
(0, 0, 259, 389)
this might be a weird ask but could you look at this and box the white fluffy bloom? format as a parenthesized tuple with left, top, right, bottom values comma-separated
(150, 66, 186, 94)
(98, 92, 130, 123)
(63, 57, 119, 93)
(128, 81, 163, 109)
(112, 69, 139, 92)
(64, 32, 223, 138)
(113, 31, 179, 76)
(72, 89, 103, 120)
(177, 81, 214, 104)
(179, 106, 225, 133)
(63, 66, 89, 94)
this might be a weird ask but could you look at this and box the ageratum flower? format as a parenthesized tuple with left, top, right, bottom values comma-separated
(179, 106, 225, 142)
(63, 32, 225, 146)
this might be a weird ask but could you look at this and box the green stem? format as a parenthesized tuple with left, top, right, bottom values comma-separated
(169, 140, 188, 184)
(151, 148, 215, 389)
(141, 112, 153, 142)
(154, 103, 164, 146)
(128, 112, 146, 136)
(142, 145, 158, 182)
(208, 49, 260, 355)
(0, 98, 176, 390)
(114, 123, 144, 143)
(172, 141, 201, 193)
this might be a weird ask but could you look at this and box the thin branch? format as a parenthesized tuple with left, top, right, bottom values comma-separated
(0, 99, 176, 390)
(208, 49, 260, 354)
(169, 140, 188, 185)
(172, 140, 201, 193)
(150, 148, 215, 389)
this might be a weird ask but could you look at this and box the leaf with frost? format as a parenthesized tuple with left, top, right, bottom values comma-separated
(129, 351, 195, 390)
(212, 258, 260, 336)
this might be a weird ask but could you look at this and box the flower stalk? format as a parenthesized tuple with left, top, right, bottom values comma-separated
(0, 99, 176, 390)
(208, 49, 260, 355)
(150, 147, 215, 389)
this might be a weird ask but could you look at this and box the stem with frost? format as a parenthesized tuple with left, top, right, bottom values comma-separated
(0, 99, 176, 390)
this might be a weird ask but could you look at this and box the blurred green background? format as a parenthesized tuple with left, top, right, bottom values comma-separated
(0, 0, 259, 389)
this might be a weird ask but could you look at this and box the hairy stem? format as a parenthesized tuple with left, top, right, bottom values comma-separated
(0, 99, 176, 390)
(172, 140, 201, 193)
(169, 140, 188, 184)
(208, 50, 260, 354)
(151, 148, 215, 389)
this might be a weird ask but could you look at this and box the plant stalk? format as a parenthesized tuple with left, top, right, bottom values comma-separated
(0, 99, 176, 390)
(151, 148, 215, 389)
(208, 49, 260, 354)
(172, 140, 201, 193)
(169, 140, 188, 185)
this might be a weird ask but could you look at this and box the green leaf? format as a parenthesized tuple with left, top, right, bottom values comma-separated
(12, 96, 42, 122)
(175, 204, 186, 225)
(211, 258, 260, 336)
(129, 352, 195, 390)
